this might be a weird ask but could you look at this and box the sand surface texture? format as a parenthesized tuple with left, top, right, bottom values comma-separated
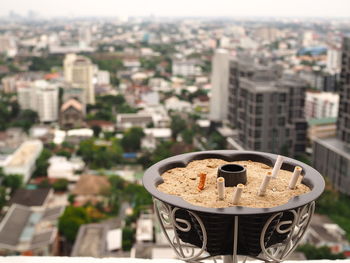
(157, 159, 311, 208)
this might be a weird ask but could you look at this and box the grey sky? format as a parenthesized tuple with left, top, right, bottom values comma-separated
(2, 0, 350, 18)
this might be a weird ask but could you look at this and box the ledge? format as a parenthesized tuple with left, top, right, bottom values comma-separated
(0, 257, 347, 263)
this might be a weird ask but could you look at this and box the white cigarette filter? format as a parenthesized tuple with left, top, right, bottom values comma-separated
(258, 172, 272, 196)
(289, 166, 302, 189)
(217, 177, 225, 200)
(232, 184, 244, 205)
(271, 155, 284, 178)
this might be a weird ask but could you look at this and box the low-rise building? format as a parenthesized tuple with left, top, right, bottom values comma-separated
(164, 97, 192, 112)
(8, 188, 53, 210)
(60, 99, 85, 130)
(302, 214, 349, 254)
(0, 204, 64, 255)
(47, 156, 80, 182)
(3, 140, 43, 183)
(308, 117, 337, 140)
(116, 113, 153, 131)
(136, 212, 153, 243)
(72, 174, 111, 206)
(141, 128, 172, 150)
(87, 120, 115, 133)
(71, 218, 123, 257)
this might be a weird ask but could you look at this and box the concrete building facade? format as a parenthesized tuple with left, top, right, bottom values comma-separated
(313, 37, 350, 194)
(64, 53, 95, 105)
(17, 80, 58, 123)
(209, 49, 230, 123)
(227, 58, 307, 157)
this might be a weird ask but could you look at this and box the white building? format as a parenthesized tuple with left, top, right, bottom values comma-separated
(116, 113, 153, 130)
(136, 213, 153, 243)
(326, 48, 341, 74)
(3, 140, 43, 182)
(305, 91, 339, 120)
(141, 128, 172, 150)
(164, 96, 192, 112)
(17, 80, 59, 123)
(209, 49, 230, 123)
(0, 35, 17, 57)
(95, 70, 110, 85)
(47, 156, 80, 182)
(172, 59, 201, 77)
(64, 53, 95, 104)
(33, 80, 59, 122)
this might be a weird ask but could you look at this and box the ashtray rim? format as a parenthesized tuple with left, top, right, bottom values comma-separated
(143, 150, 325, 215)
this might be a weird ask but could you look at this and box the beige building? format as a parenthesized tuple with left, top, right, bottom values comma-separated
(64, 53, 95, 105)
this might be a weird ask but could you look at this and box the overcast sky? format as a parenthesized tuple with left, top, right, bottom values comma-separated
(1, 0, 350, 18)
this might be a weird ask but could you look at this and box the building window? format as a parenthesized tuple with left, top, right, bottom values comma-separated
(256, 106, 263, 114)
(255, 130, 261, 138)
(278, 105, 282, 114)
(254, 142, 261, 150)
(256, 118, 262, 127)
(279, 94, 286, 102)
(256, 94, 263, 103)
(278, 117, 285, 126)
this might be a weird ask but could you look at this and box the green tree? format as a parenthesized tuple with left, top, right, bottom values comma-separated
(151, 141, 174, 164)
(77, 138, 123, 169)
(122, 227, 135, 251)
(0, 187, 6, 211)
(56, 149, 72, 159)
(181, 129, 194, 145)
(170, 115, 186, 140)
(11, 109, 38, 131)
(52, 179, 69, 192)
(3, 174, 23, 193)
(38, 178, 51, 188)
(92, 125, 102, 137)
(33, 148, 52, 177)
(298, 244, 345, 260)
(58, 206, 90, 243)
(121, 127, 145, 152)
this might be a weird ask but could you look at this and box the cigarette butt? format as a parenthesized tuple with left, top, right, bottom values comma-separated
(289, 166, 302, 189)
(259, 172, 272, 196)
(217, 177, 225, 200)
(233, 184, 244, 205)
(197, 173, 206, 191)
(272, 155, 284, 178)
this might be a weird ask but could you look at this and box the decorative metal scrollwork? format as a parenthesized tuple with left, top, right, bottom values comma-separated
(153, 198, 214, 262)
(154, 197, 314, 263)
(260, 201, 315, 262)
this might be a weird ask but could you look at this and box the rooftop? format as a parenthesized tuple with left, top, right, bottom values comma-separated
(8, 188, 52, 207)
(72, 174, 110, 195)
(308, 117, 337, 126)
(315, 136, 350, 159)
(0, 204, 63, 251)
(6, 140, 43, 167)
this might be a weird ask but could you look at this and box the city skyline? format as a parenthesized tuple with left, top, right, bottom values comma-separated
(2, 0, 350, 18)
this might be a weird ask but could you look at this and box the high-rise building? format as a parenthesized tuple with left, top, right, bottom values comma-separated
(326, 47, 342, 74)
(17, 80, 58, 123)
(227, 58, 307, 157)
(209, 49, 230, 123)
(313, 37, 350, 194)
(64, 53, 95, 105)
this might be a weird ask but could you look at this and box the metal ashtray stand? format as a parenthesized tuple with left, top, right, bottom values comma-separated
(154, 198, 315, 263)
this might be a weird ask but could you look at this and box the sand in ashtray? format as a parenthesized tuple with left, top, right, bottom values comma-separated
(157, 158, 311, 208)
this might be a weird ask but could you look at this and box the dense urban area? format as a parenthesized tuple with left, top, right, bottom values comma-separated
(0, 11, 350, 260)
